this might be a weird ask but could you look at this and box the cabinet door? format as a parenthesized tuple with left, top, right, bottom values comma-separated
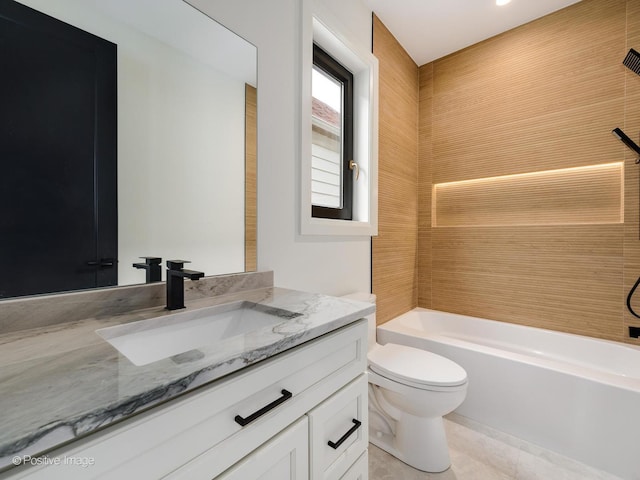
(216, 417, 309, 480)
(308, 375, 368, 480)
(339, 451, 367, 480)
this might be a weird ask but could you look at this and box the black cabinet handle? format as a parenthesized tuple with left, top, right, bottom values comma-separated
(87, 259, 115, 268)
(234, 389, 293, 427)
(328, 419, 362, 449)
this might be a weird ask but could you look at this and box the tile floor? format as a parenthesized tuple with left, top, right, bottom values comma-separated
(368, 414, 622, 480)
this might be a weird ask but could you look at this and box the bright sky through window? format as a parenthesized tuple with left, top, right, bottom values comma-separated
(312, 67, 342, 112)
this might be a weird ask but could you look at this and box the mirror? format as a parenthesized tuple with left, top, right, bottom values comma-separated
(1, 0, 257, 299)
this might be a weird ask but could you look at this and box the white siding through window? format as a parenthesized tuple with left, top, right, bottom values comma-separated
(311, 143, 341, 208)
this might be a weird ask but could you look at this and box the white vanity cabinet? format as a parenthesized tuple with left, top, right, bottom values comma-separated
(215, 374, 368, 480)
(2, 319, 368, 480)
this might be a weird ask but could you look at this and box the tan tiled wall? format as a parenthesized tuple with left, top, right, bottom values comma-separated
(374, 0, 640, 344)
(372, 16, 419, 325)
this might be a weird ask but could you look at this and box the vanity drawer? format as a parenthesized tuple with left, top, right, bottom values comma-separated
(308, 374, 368, 480)
(4, 320, 367, 480)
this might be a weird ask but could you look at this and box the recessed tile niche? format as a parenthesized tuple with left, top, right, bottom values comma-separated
(433, 162, 623, 227)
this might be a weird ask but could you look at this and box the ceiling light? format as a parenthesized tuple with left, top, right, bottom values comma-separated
(496, 0, 511, 5)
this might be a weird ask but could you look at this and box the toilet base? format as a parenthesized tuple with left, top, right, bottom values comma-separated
(369, 411, 452, 473)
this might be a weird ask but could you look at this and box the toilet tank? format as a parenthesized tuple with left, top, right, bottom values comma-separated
(340, 292, 376, 349)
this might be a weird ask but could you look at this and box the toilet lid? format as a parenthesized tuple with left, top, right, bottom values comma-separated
(368, 343, 467, 388)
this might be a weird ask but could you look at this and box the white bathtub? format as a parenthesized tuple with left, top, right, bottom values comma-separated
(377, 308, 640, 479)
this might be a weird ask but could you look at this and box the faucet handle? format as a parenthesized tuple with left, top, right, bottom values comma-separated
(167, 259, 191, 270)
(133, 257, 162, 268)
(140, 256, 162, 264)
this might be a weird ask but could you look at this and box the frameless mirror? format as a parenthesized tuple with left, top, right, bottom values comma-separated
(0, 0, 257, 299)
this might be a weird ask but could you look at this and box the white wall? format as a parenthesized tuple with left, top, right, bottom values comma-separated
(189, 0, 374, 295)
(117, 45, 246, 284)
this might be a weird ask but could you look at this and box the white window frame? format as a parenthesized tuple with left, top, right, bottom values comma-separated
(299, 0, 378, 236)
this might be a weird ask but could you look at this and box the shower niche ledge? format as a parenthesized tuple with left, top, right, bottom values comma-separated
(433, 162, 623, 228)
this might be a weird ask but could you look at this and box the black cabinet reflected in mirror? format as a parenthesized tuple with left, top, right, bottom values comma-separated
(0, 1, 117, 298)
(0, 0, 257, 299)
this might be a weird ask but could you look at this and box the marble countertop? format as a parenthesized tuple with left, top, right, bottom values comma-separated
(0, 287, 374, 471)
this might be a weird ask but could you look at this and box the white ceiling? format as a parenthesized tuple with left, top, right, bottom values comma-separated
(364, 0, 583, 66)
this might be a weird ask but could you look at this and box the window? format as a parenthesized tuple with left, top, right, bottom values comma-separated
(299, 4, 378, 237)
(311, 44, 354, 220)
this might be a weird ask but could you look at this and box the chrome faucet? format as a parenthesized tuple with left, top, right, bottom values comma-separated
(166, 260, 204, 310)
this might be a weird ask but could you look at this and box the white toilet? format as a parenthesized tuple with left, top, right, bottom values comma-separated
(342, 293, 468, 473)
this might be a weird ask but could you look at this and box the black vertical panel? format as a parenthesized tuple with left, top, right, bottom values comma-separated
(0, 1, 117, 298)
(94, 37, 118, 288)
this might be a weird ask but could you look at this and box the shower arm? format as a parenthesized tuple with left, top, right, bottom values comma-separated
(612, 128, 640, 163)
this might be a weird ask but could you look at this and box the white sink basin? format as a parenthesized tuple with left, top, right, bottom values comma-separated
(96, 301, 298, 366)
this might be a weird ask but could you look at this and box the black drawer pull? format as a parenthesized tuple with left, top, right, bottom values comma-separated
(327, 419, 362, 449)
(234, 389, 293, 427)
(87, 259, 115, 268)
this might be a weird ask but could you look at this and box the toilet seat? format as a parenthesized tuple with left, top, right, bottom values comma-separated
(368, 343, 467, 389)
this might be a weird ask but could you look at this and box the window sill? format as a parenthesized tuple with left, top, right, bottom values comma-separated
(301, 216, 377, 237)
